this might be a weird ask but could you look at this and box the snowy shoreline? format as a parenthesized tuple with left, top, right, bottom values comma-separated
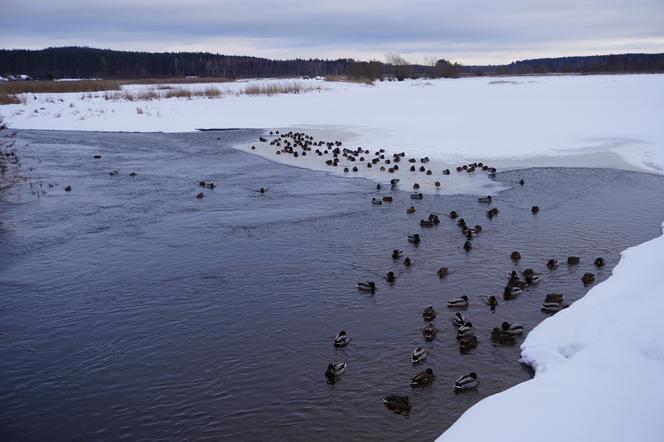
(437, 222, 664, 442)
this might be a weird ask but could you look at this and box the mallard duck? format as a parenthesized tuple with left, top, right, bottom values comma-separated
(422, 306, 437, 322)
(428, 214, 440, 224)
(594, 257, 605, 268)
(408, 234, 421, 244)
(448, 295, 469, 308)
(392, 249, 404, 259)
(383, 395, 412, 415)
(334, 331, 351, 347)
(507, 270, 520, 282)
(547, 259, 559, 269)
(390, 178, 400, 189)
(456, 322, 474, 339)
(411, 193, 423, 200)
(531, 206, 540, 214)
(519, 179, 525, 185)
(451, 312, 467, 327)
(371, 198, 383, 205)
(385, 271, 396, 283)
(454, 372, 479, 392)
(510, 251, 521, 261)
(411, 347, 427, 364)
(463, 241, 473, 252)
(129, 171, 137, 177)
(478, 196, 492, 203)
(196, 192, 204, 199)
(449, 210, 458, 219)
(506, 286, 522, 297)
(94, 154, 102, 159)
(356, 281, 376, 292)
(420, 219, 434, 228)
(406, 206, 417, 214)
(206, 182, 215, 189)
(410, 368, 435, 387)
(64, 185, 72, 192)
(526, 273, 541, 284)
(545, 293, 564, 304)
(437, 267, 449, 278)
(325, 362, 346, 380)
(481, 295, 498, 307)
(109, 170, 119, 176)
(523, 268, 535, 278)
(422, 324, 437, 342)
(487, 208, 499, 218)
(501, 322, 524, 335)
(435, 181, 441, 188)
(582, 272, 595, 285)
(567, 256, 580, 265)
(459, 334, 478, 353)
(541, 303, 569, 313)
(382, 196, 393, 203)
(491, 328, 516, 345)
(404, 257, 414, 267)
(474, 224, 482, 232)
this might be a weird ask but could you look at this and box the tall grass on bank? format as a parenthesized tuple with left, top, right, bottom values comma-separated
(242, 81, 324, 96)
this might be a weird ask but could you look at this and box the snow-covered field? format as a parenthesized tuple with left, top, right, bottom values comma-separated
(438, 223, 664, 442)
(2, 74, 663, 175)
(2, 74, 664, 441)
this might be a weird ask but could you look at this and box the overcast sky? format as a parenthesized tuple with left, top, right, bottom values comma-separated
(1, 0, 663, 64)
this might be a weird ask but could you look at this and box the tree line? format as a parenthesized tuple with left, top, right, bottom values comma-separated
(0, 47, 662, 81)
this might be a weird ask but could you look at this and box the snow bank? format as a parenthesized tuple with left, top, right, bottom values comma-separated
(1, 75, 663, 175)
(436, 223, 664, 442)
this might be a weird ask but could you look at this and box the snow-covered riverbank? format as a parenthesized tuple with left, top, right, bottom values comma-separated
(2, 74, 663, 175)
(437, 222, 664, 442)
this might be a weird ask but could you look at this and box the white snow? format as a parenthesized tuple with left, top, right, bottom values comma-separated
(437, 222, 664, 442)
(2, 75, 663, 177)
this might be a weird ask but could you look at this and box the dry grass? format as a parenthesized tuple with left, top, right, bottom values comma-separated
(0, 93, 26, 105)
(324, 75, 374, 85)
(242, 82, 325, 96)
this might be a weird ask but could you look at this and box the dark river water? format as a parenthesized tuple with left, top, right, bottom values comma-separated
(2, 129, 664, 442)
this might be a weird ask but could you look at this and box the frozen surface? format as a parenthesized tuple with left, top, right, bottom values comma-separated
(1, 75, 663, 176)
(437, 222, 664, 442)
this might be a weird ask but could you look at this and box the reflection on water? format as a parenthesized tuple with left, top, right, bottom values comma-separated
(1, 130, 664, 441)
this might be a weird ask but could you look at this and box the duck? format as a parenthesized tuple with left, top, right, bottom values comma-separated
(404, 257, 414, 267)
(448, 295, 469, 308)
(371, 198, 382, 205)
(428, 214, 440, 224)
(449, 210, 458, 219)
(594, 257, 605, 268)
(420, 219, 434, 228)
(582, 272, 595, 285)
(356, 281, 376, 292)
(451, 312, 467, 327)
(411, 347, 428, 364)
(383, 395, 412, 415)
(406, 206, 417, 214)
(505, 286, 522, 297)
(454, 372, 479, 392)
(491, 327, 516, 345)
(196, 192, 204, 199)
(541, 302, 569, 314)
(519, 179, 525, 185)
(545, 293, 564, 304)
(129, 171, 137, 177)
(325, 362, 346, 381)
(422, 323, 438, 342)
(392, 249, 404, 259)
(525, 273, 541, 284)
(459, 334, 478, 354)
(501, 322, 524, 335)
(510, 251, 521, 261)
(531, 206, 540, 214)
(487, 207, 499, 218)
(259, 187, 267, 193)
(456, 322, 474, 339)
(386, 271, 396, 283)
(382, 196, 393, 203)
(507, 270, 520, 282)
(410, 368, 435, 387)
(481, 295, 498, 308)
(109, 170, 119, 176)
(334, 331, 351, 348)
(435, 181, 441, 188)
(478, 196, 492, 203)
(547, 258, 559, 269)
(437, 267, 449, 278)
(64, 185, 72, 192)
(567, 256, 580, 265)
(408, 234, 421, 244)
(411, 193, 423, 200)
(422, 306, 437, 322)
(463, 241, 473, 252)
(206, 182, 215, 189)
(93, 154, 102, 159)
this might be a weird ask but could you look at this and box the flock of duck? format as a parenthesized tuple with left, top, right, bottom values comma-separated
(252, 130, 606, 416)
